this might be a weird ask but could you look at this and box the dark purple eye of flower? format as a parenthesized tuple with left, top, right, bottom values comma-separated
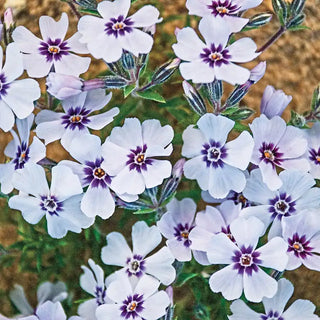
(40, 195, 63, 216)
(95, 286, 106, 306)
(200, 44, 231, 68)
(232, 246, 262, 276)
(126, 144, 153, 173)
(208, 0, 240, 16)
(259, 142, 284, 168)
(288, 233, 313, 259)
(269, 193, 296, 220)
(174, 223, 194, 247)
(261, 310, 284, 320)
(0, 73, 10, 99)
(104, 15, 134, 38)
(39, 38, 70, 62)
(61, 106, 91, 131)
(309, 147, 320, 166)
(13, 142, 30, 170)
(221, 225, 235, 242)
(201, 140, 227, 168)
(120, 294, 144, 319)
(126, 254, 145, 277)
(83, 158, 111, 188)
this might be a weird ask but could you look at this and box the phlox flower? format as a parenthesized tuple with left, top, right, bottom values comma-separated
(241, 169, 320, 239)
(0, 114, 46, 194)
(202, 190, 252, 208)
(172, 16, 259, 84)
(95, 275, 170, 320)
(18, 301, 67, 320)
(229, 278, 319, 320)
(282, 209, 320, 271)
(0, 43, 40, 132)
(35, 89, 119, 149)
(304, 122, 320, 179)
(182, 113, 254, 199)
(207, 217, 288, 302)
(250, 114, 309, 190)
(77, 0, 161, 63)
(12, 12, 90, 77)
(102, 118, 173, 196)
(8, 164, 94, 238)
(101, 221, 176, 286)
(157, 197, 209, 264)
(186, 0, 263, 32)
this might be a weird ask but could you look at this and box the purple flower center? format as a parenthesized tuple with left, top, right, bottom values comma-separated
(83, 157, 111, 188)
(201, 140, 227, 168)
(120, 294, 144, 319)
(125, 254, 146, 277)
(221, 225, 235, 242)
(269, 193, 296, 220)
(13, 141, 30, 170)
(200, 44, 231, 68)
(39, 38, 70, 62)
(174, 223, 195, 247)
(104, 15, 134, 38)
(95, 286, 106, 306)
(228, 191, 251, 208)
(40, 195, 63, 216)
(61, 106, 91, 131)
(259, 142, 284, 168)
(261, 310, 284, 320)
(207, 0, 240, 16)
(309, 147, 320, 166)
(126, 144, 153, 173)
(0, 73, 10, 99)
(288, 233, 314, 259)
(232, 245, 262, 276)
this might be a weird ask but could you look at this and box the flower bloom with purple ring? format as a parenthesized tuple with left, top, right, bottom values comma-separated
(101, 221, 176, 286)
(172, 16, 259, 84)
(12, 12, 90, 78)
(77, 0, 161, 63)
(206, 216, 288, 302)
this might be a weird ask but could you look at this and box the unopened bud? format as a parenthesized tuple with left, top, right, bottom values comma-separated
(290, 110, 306, 127)
(103, 76, 128, 88)
(165, 286, 174, 306)
(246, 13, 272, 28)
(183, 81, 206, 116)
(226, 107, 255, 121)
(287, 13, 305, 28)
(121, 52, 135, 70)
(4, 8, 14, 30)
(203, 80, 223, 106)
(74, 0, 97, 9)
(291, 0, 305, 15)
(152, 58, 180, 85)
(249, 61, 266, 83)
(172, 158, 185, 179)
(311, 85, 320, 112)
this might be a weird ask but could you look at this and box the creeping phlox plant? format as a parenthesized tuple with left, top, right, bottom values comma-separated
(0, 0, 319, 319)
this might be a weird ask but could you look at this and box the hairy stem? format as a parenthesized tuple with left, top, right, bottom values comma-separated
(256, 26, 286, 53)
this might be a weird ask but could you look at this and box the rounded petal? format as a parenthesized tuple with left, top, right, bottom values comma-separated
(182, 125, 206, 158)
(139, 291, 169, 320)
(98, 0, 131, 20)
(88, 107, 119, 130)
(106, 276, 133, 303)
(54, 53, 91, 77)
(12, 26, 42, 54)
(167, 238, 192, 261)
(96, 304, 122, 320)
(22, 53, 52, 78)
(227, 38, 259, 63)
(141, 159, 172, 189)
(183, 156, 209, 191)
(39, 12, 68, 41)
(214, 62, 251, 85)
(0, 100, 15, 132)
(101, 141, 127, 175)
(282, 299, 318, 320)
(2, 43, 23, 82)
(229, 299, 261, 320)
(179, 60, 215, 83)
(129, 5, 160, 28)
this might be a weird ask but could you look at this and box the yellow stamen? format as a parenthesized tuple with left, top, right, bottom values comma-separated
(71, 115, 81, 122)
(136, 154, 145, 163)
(316, 156, 320, 162)
(129, 303, 136, 311)
(218, 8, 228, 14)
(20, 153, 26, 158)
(264, 151, 273, 159)
(181, 231, 189, 239)
(114, 23, 124, 30)
(94, 168, 105, 178)
(293, 243, 301, 250)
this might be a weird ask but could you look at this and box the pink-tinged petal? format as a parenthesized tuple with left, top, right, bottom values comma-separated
(183, 156, 209, 191)
(107, 276, 133, 303)
(229, 299, 261, 320)
(2, 43, 23, 82)
(172, 27, 205, 61)
(54, 53, 91, 77)
(166, 197, 197, 225)
(182, 125, 206, 158)
(96, 304, 122, 320)
(144, 247, 175, 285)
(12, 26, 42, 54)
(256, 237, 288, 270)
(132, 221, 161, 256)
(81, 185, 115, 219)
(209, 264, 243, 300)
(101, 141, 127, 175)
(0, 100, 14, 132)
(39, 13, 68, 41)
(121, 28, 154, 57)
(243, 268, 277, 302)
(223, 15, 249, 33)
(88, 107, 119, 130)
(35, 120, 65, 145)
(29, 137, 46, 163)
(207, 233, 239, 264)
(198, 114, 234, 145)
(214, 62, 251, 85)
(167, 238, 192, 261)
(186, 0, 211, 16)
(259, 161, 283, 190)
(282, 299, 318, 320)
(67, 32, 89, 54)
(179, 60, 215, 83)
(141, 159, 171, 189)
(9, 195, 44, 224)
(227, 38, 259, 63)
(208, 165, 246, 199)
(3, 79, 40, 119)
(101, 232, 131, 267)
(129, 5, 160, 27)
(231, 217, 264, 249)
(139, 291, 169, 320)
(224, 131, 254, 170)
(98, 0, 131, 20)
(262, 278, 293, 316)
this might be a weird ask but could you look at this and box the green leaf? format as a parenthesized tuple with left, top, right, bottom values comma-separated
(233, 122, 250, 132)
(287, 25, 310, 31)
(133, 208, 156, 215)
(175, 272, 198, 287)
(222, 106, 239, 115)
(123, 84, 136, 98)
(136, 90, 166, 103)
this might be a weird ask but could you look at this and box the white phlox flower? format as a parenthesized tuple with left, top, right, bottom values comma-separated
(19, 301, 67, 320)
(101, 221, 176, 286)
(8, 164, 94, 238)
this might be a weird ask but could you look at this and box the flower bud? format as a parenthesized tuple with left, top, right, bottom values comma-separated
(103, 76, 128, 88)
(182, 81, 206, 116)
(291, 0, 306, 15)
(4, 8, 14, 30)
(165, 286, 174, 306)
(249, 61, 266, 83)
(203, 80, 223, 106)
(151, 58, 180, 85)
(247, 13, 272, 29)
(290, 110, 306, 127)
(121, 52, 135, 70)
(46, 73, 83, 100)
(74, 0, 97, 9)
(172, 158, 185, 179)
(260, 85, 292, 118)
